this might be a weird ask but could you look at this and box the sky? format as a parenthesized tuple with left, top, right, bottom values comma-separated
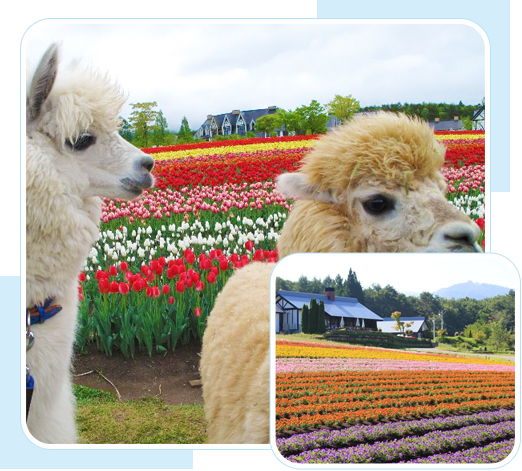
(23, 20, 486, 133)
(273, 253, 518, 295)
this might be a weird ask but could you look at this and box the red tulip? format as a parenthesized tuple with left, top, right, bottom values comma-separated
(78, 272, 86, 283)
(194, 307, 201, 317)
(176, 280, 185, 293)
(132, 280, 144, 292)
(109, 265, 118, 276)
(245, 240, 254, 251)
(109, 281, 119, 293)
(120, 261, 128, 271)
(119, 282, 130, 295)
(162, 284, 170, 295)
(207, 272, 217, 284)
(98, 278, 110, 294)
(219, 259, 229, 271)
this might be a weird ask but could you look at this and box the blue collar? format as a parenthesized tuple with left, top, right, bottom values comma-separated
(27, 298, 62, 325)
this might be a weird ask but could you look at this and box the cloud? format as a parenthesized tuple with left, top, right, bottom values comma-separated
(25, 22, 485, 131)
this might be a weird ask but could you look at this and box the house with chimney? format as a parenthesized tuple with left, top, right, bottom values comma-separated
(275, 287, 382, 334)
(196, 106, 281, 139)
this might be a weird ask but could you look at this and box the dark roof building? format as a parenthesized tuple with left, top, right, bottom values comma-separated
(429, 117, 464, 131)
(197, 106, 280, 139)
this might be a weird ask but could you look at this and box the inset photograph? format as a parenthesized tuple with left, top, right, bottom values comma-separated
(272, 253, 516, 465)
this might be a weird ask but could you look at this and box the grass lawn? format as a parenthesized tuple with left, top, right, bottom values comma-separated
(74, 385, 207, 444)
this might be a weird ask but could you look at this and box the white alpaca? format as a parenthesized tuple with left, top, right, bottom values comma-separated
(26, 44, 154, 444)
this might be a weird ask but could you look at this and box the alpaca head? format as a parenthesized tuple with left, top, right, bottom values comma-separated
(277, 112, 481, 253)
(26, 44, 154, 200)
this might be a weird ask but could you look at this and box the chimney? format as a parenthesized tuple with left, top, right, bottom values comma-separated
(324, 287, 335, 301)
(232, 110, 240, 114)
(207, 115, 213, 119)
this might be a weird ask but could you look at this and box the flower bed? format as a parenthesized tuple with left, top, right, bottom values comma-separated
(275, 339, 514, 464)
(77, 131, 486, 357)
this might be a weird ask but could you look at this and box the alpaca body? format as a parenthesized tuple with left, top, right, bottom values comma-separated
(200, 263, 273, 444)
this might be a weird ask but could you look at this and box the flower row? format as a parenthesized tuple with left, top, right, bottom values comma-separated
(149, 140, 316, 161)
(141, 134, 319, 154)
(275, 357, 514, 373)
(285, 420, 514, 464)
(277, 409, 515, 456)
(275, 398, 513, 432)
(150, 149, 305, 189)
(404, 439, 514, 464)
(275, 343, 511, 366)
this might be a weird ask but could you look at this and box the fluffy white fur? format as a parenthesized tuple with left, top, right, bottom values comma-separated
(200, 263, 273, 444)
(26, 44, 154, 444)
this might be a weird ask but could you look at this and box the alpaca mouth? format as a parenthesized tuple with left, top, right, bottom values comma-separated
(121, 175, 154, 194)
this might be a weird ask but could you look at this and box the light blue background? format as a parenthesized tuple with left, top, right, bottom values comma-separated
(318, 0, 509, 192)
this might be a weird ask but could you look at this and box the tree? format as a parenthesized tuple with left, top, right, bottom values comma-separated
(297, 275, 311, 293)
(334, 274, 344, 297)
(345, 268, 365, 303)
(255, 114, 278, 136)
(391, 311, 403, 332)
(301, 304, 310, 334)
(308, 298, 318, 334)
(177, 116, 193, 142)
(128, 102, 161, 148)
(274, 109, 300, 136)
(151, 110, 169, 146)
(293, 100, 330, 135)
(119, 117, 133, 142)
(317, 300, 326, 334)
(326, 94, 360, 124)
(487, 321, 513, 352)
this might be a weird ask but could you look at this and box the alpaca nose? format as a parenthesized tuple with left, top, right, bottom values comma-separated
(140, 154, 154, 173)
(437, 221, 481, 252)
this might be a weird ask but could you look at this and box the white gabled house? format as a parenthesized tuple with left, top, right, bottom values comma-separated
(197, 106, 281, 139)
(377, 317, 430, 338)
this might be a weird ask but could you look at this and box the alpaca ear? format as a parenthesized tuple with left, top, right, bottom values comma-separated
(27, 44, 59, 124)
(276, 172, 336, 203)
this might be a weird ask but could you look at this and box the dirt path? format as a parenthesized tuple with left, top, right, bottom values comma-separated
(72, 341, 204, 405)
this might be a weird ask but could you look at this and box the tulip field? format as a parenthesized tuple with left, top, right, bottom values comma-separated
(75, 130, 486, 357)
(275, 339, 514, 464)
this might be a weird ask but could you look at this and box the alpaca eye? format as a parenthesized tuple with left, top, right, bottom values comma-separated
(363, 195, 394, 215)
(65, 133, 96, 151)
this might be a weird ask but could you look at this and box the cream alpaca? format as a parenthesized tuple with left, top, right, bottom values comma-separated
(200, 263, 272, 444)
(200, 113, 482, 445)
(277, 112, 481, 256)
(26, 44, 154, 444)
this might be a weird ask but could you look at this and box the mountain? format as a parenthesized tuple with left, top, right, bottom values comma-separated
(432, 281, 512, 300)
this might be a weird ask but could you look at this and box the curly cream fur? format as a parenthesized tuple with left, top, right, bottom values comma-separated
(200, 263, 273, 444)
